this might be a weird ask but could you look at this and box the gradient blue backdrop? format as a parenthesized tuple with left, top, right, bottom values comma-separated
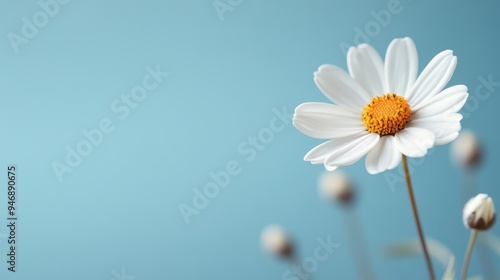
(0, 0, 499, 279)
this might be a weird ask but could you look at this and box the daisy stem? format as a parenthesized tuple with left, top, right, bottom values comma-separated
(343, 207, 376, 280)
(402, 155, 435, 280)
(461, 229, 478, 280)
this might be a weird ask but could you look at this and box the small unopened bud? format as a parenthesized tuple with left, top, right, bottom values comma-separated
(463, 193, 496, 231)
(260, 225, 294, 258)
(318, 171, 354, 204)
(451, 130, 482, 169)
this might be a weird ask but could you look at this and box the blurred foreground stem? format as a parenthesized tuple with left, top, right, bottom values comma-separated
(343, 208, 375, 280)
(402, 155, 435, 280)
(461, 229, 478, 280)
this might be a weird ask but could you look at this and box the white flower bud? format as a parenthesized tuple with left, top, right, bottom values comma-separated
(260, 225, 293, 258)
(318, 171, 354, 204)
(451, 130, 482, 169)
(463, 193, 496, 231)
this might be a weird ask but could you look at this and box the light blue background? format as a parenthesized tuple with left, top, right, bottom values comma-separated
(0, 0, 499, 279)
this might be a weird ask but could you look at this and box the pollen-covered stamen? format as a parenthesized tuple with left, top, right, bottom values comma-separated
(361, 93, 412, 136)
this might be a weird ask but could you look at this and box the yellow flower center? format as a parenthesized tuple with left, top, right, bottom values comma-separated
(361, 93, 412, 136)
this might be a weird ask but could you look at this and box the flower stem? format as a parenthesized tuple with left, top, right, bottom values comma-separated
(402, 155, 435, 280)
(461, 230, 478, 280)
(343, 208, 376, 280)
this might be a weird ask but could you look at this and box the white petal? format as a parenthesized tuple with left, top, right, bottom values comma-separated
(408, 50, 457, 108)
(293, 102, 365, 139)
(323, 133, 380, 168)
(384, 37, 418, 96)
(325, 165, 339, 171)
(314, 64, 371, 111)
(365, 136, 401, 174)
(347, 44, 385, 97)
(409, 113, 463, 145)
(412, 85, 468, 117)
(436, 131, 459, 145)
(293, 117, 365, 139)
(294, 102, 360, 118)
(304, 132, 367, 162)
(395, 127, 435, 157)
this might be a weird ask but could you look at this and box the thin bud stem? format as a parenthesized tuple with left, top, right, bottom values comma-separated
(402, 155, 435, 280)
(461, 229, 478, 280)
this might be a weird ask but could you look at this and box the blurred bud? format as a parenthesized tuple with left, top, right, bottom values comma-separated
(451, 130, 482, 169)
(463, 193, 496, 231)
(318, 171, 354, 204)
(260, 225, 294, 258)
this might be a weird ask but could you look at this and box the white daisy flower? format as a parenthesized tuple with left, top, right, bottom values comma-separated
(293, 37, 469, 174)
